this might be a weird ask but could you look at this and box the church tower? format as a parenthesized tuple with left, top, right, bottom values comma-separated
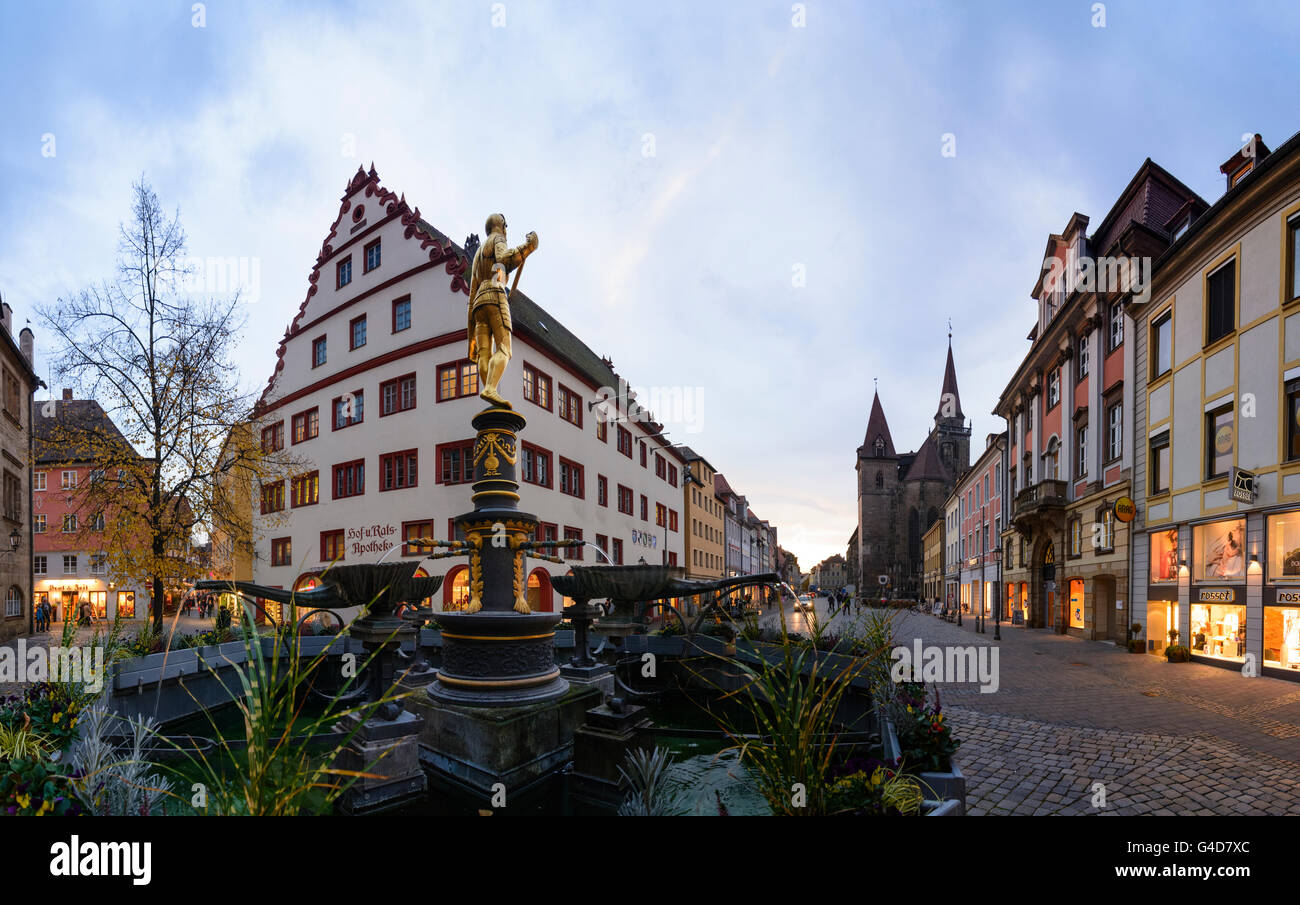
(856, 390, 899, 592)
(931, 338, 971, 477)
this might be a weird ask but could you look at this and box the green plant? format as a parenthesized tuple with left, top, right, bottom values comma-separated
(616, 746, 686, 816)
(1168, 628, 1180, 643)
(70, 697, 173, 816)
(0, 683, 87, 752)
(1165, 644, 1191, 663)
(827, 759, 925, 815)
(0, 717, 55, 761)
(1130, 622, 1142, 636)
(891, 683, 961, 773)
(0, 758, 84, 815)
(153, 596, 406, 816)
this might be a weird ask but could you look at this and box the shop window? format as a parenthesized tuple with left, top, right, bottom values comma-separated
(1190, 601, 1246, 661)
(1264, 606, 1300, 669)
(1150, 528, 1180, 583)
(1069, 579, 1085, 629)
(1193, 518, 1245, 581)
(447, 566, 470, 612)
(1267, 513, 1300, 581)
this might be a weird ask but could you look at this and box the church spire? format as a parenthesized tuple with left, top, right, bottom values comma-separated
(935, 336, 963, 422)
(863, 390, 897, 458)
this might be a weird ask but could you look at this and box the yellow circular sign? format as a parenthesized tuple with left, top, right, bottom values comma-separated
(1215, 424, 1234, 455)
(1114, 496, 1136, 523)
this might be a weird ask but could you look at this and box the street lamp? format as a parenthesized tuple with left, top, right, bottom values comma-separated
(7, 528, 18, 552)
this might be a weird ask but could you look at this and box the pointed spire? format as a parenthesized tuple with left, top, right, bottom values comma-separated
(936, 340, 963, 422)
(863, 391, 897, 458)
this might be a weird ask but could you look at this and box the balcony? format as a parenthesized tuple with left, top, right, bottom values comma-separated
(1013, 479, 1068, 525)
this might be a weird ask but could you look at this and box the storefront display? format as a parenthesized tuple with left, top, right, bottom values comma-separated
(1194, 518, 1246, 580)
(1264, 605, 1300, 669)
(1190, 599, 1246, 661)
(1069, 578, 1085, 629)
(1150, 528, 1180, 582)
(1267, 513, 1300, 580)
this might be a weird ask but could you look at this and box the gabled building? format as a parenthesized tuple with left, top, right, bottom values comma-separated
(856, 342, 970, 598)
(0, 301, 37, 642)
(678, 446, 725, 580)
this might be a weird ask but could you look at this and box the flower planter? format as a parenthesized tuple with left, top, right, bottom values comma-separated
(923, 798, 961, 816)
(918, 760, 965, 816)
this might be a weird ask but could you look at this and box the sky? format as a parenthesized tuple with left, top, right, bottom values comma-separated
(2, 0, 1300, 572)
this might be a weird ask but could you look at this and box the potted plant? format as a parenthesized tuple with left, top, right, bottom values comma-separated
(1129, 622, 1145, 654)
(1165, 644, 1191, 663)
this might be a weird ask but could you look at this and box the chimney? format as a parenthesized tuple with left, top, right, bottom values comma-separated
(18, 327, 32, 365)
(62, 388, 73, 401)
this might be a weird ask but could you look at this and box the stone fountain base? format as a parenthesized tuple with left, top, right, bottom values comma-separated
(408, 683, 600, 802)
(333, 709, 427, 815)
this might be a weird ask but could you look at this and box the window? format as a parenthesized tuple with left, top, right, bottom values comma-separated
(438, 440, 475, 485)
(1069, 518, 1082, 558)
(1152, 311, 1172, 377)
(393, 295, 412, 332)
(333, 460, 365, 499)
(597, 474, 608, 507)
(1150, 432, 1171, 494)
(1075, 425, 1088, 478)
(320, 530, 344, 563)
(291, 407, 319, 444)
(1106, 402, 1123, 462)
(63, 554, 77, 574)
(90, 554, 107, 576)
(336, 256, 352, 289)
(617, 484, 633, 515)
(62, 470, 77, 490)
(596, 534, 609, 558)
(1288, 217, 1300, 304)
(656, 503, 667, 527)
(34, 472, 45, 492)
(291, 472, 319, 507)
(540, 523, 558, 546)
(558, 386, 583, 428)
(1108, 302, 1124, 351)
(312, 335, 327, 368)
(1288, 379, 1300, 462)
(1077, 334, 1090, 378)
(380, 450, 418, 491)
(616, 426, 632, 457)
(438, 360, 479, 401)
(364, 239, 381, 274)
(380, 374, 417, 415)
(2, 587, 16, 618)
(34, 556, 46, 575)
(521, 443, 551, 487)
(2, 471, 19, 521)
(332, 390, 364, 429)
(1206, 403, 1233, 480)
(260, 481, 285, 514)
(564, 526, 584, 560)
(1097, 509, 1115, 553)
(559, 458, 584, 498)
(596, 416, 608, 443)
(522, 364, 551, 409)
(1046, 369, 1060, 409)
(1206, 259, 1236, 345)
(33, 514, 45, 533)
(350, 314, 367, 350)
(669, 509, 679, 532)
(401, 521, 433, 557)
(270, 537, 292, 567)
(640, 495, 649, 522)
(261, 422, 284, 452)
(1194, 518, 1245, 581)
(612, 538, 624, 565)
(90, 513, 105, 532)
(668, 464, 678, 488)
(639, 442, 647, 468)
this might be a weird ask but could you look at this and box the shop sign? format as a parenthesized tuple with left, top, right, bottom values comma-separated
(1277, 589, 1300, 605)
(630, 529, 658, 548)
(1114, 496, 1136, 523)
(1230, 467, 1258, 504)
(1198, 587, 1236, 603)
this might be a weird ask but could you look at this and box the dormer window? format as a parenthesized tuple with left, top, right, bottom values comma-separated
(1172, 216, 1192, 241)
(874, 436, 885, 456)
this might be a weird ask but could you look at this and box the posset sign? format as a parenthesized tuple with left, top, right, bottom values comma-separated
(348, 523, 397, 556)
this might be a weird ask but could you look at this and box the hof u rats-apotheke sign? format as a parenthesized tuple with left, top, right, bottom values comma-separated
(348, 523, 398, 556)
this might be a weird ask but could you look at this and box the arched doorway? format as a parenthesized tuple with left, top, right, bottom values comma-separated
(443, 565, 470, 612)
(528, 568, 553, 613)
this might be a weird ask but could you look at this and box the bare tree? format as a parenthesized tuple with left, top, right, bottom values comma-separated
(38, 178, 290, 630)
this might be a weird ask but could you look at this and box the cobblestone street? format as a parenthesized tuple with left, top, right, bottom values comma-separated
(868, 609, 1300, 815)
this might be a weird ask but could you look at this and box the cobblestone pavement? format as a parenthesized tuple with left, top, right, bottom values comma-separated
(834, 608, 1300, 816)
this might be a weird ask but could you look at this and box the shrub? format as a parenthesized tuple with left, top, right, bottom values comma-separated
(1165, 644, 1192, 663)
(70, 697, 173, 816)
(0, 758, 84, 816)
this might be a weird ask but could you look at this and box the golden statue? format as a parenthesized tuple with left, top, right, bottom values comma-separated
(467, 214, 538, 407)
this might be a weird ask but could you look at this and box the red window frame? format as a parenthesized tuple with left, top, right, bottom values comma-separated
(332, 459, 365, 499)
(270, 537, 292, 567)
(558, 385, 583, 429)
(521, 442, 552, 488)
(261, 422, 284, 452)
(656, 503, 667, 527)
(617, 484, 633, 515)
(522, 363, 552, 410)
(349, 314, 367, 350)
(363, 238, 381, 274)
(669, 509, 679, 532)
(402, 520, 434, 557)
(596, 416, 608, 443)
(392, 295, 412, 333)
(260, 480, 285, 514)
(595, 534, 609, 557)
(667, 551, 678, 567)
(437, 440, 475, 485)
(332, 390, 364, 430)
(379, 449, 419, 491)
(539, 522, 558, 545)
(380, 373, 417, 416)
(668, 464, 678, 488)
(617, 426, 632, 457)
(336, 256, 352, 289)
(612, 538, 624, 565)
(655, 454, 666, 479)
(320, 530, 345, 563)
(641, 495, 649, 522)
(559, 457, 584, 498)
(563, 526, 584, 561)
(312, 335, 327, 368)
(291, 471, 319, 508)
(437, 360, 479, 401)
(640, 442, 647, 468)
(597, 474, 608, 507)
(291, 407, 319, 444)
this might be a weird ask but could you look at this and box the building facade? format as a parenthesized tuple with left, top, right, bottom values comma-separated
(856, 344, 970, 599)
(810, 553, 846, 591)
(0, 304, 36, 643)
(921, 517, 943, 604)
(998, 160, 1200, 639)
(953, 433, 1006, 618)
(1131, 132, 1300, 679)
(250, 166, 686, 613)
(679, 447, 725, 580)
